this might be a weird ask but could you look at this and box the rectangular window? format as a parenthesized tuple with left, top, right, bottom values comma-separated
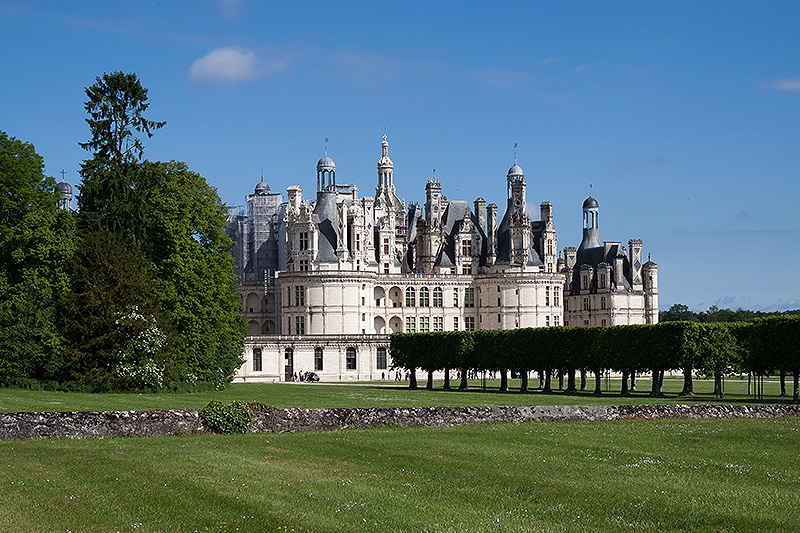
(299, 232, 309, 251)
(601, 296, 607, 310)
(497, 298, 501, 307)
(419, 316, 430, 332)
(383, 238, 389, 255)
(461, 239, 472, 257)
(497, 313, 501, 323)
(295, 286, 305, 307)
(384, 263, 389, 274)
(433, 288, 443, 307)
(253, 348, 262, 372)
(419, 288, 430, 307)
(583, 297, 589, 311)
(453, 288, 459, 307)
(546, 316, 550, 327)
(287, 318, 291, 335)
(314, 347, 323, 371)
(601, 319, 607, 327)
(433, 316, 443, 331)
(299, 259, 309, 271)
(453, 316, 459, 330)
(346, 347, 357, 370)
(405, 316, 416, 333)
(554, 315, 560, 326)
(464, 288, 475, 308)
(355, 233, 361, 251)
(406, 288, 416, 307)
(554, 287, 560, 307)
(461, 264, 472, 275)
(295, 315, 305, 335)
(464, 316, 475, 331)
(376, 347, 387, 370)
(545, 287, 550, 306)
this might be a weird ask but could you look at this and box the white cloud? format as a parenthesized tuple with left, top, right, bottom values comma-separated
(471, 67, 532, 89)
(189, 47, 287, 85)
(764, 77, 800, 92)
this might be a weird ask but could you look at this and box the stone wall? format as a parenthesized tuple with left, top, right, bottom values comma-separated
(2, 404, 799, 441)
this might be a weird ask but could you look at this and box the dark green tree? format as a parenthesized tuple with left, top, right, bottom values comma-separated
(0, 131, 75, 384)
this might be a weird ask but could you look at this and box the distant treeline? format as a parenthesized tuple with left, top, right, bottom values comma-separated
(389, 316, 800, 400)
(660, 303, 800, 323)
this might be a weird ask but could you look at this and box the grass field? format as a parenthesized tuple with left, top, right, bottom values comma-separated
(1, 417, 798, 532)
(0, 376, 791, 413)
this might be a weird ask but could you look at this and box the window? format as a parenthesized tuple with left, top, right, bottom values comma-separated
(286, 317, 291, 335)
(295, 286, 304, 306)
(601, 319, 607, 327)
(464, 288, 475, 308)
(546, 316, 550, 327)
(433, 287, 443, 307)
(405, 287, 416, 307)
(419, 287, 430, 307)
(554, 287, 560, 307)
(299, 232, 309, 251)
(295, 316, 305, 335)
(355, 233, 361, 251)
(453, 288, 459, 307)
(461, 264, 472, 275)
(583, 298, 589, 311)
(453, 316, 459, 330)
(376, 347, 387, 370)
(582, 275, 588, 290)
(554, 315, 560, 326)
(405, 316, 416, 333)
(253, 348, 262, 372)
(461, 239, 472, 257)
(565, 299, 569, 312)
(545, 287, 550, 306)
(497, 313, 501, 323)
(599, 275, 606, 289)
(601, 296, 607, 310)
(464, 316, 475, 331)
(433, 316, 443, 331)
(420, 316, 430, 332)
(346, 347, 357, 370)
(299, 259, 309, 271)
(314, 347, 323, 371)
(497, 298, 501, 307)
(383, 238, 389, 255)
(384, 263, 389, 274)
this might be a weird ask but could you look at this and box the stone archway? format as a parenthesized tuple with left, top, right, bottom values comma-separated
(373, 316, 386, 334)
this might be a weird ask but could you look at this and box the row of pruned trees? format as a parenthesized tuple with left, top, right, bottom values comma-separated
(389, 316, 800, 400)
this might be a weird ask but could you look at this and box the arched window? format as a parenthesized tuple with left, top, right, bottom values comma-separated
(432, 287, 443, 307)
(405, 287, 416, 307)
(314, 347, 323, 371)
(419, 287, 430, 307)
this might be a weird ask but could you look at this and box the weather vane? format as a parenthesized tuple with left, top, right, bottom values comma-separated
(324, 137, 329, 156)
(514, 143, 517, 163)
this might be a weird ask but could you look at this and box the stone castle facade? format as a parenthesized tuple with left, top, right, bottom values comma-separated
(225, 136, 658, 382)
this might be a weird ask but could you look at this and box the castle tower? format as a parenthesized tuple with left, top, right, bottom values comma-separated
(578, 194, 602, 254)
(425, 176, 443, 226)
(316, 149, 336, 192)
(643, 255, 659, 324)
(377, 134, 393, 190)
(506, 161, 530, 265)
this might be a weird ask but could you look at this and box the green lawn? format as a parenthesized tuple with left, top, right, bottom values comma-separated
(1, 417, 798, 532)
(0, 376, 790, 413)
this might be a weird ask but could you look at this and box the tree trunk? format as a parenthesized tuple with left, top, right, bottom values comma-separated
(649, 369, 663, 397)
(630, 372, 636, 392)
(459, 366, 468, 390)
(537, 370, 545, 390)
(680, 367, 694, 396)
(659, 370, 664, 390)
(594, 368, 602, 395)
(520, 371, 529, 392)
(409, 368, 417, 389)
(426, 370, 433, 390)
(543, 369, 552, 393)
(793, 370, 799, 402)
(499, 370, 508, 392)
(713, 371, 723, 399)
(580, 368, 587, 391)
(780, 370, 787, 396)
(565, 368, 577, 392)
(443, 367, 451, 390)
(621, 369, 630, 396)
(558, 370, 564, 390)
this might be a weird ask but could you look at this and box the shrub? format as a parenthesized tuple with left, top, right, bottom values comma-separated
(199, 400, 272, 434)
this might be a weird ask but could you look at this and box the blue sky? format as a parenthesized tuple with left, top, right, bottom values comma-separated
(2, 1, 799, 312)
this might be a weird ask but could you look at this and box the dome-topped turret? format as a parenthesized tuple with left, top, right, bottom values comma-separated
(55, 181, 72, 195)
(254, 180, 270, 195)
(507, 163, 524, 178)
(317, 155, 336, 172)
(583, 195, 598, 209)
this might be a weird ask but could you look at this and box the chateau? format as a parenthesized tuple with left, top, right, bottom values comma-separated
(225, 136, 658, 382)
